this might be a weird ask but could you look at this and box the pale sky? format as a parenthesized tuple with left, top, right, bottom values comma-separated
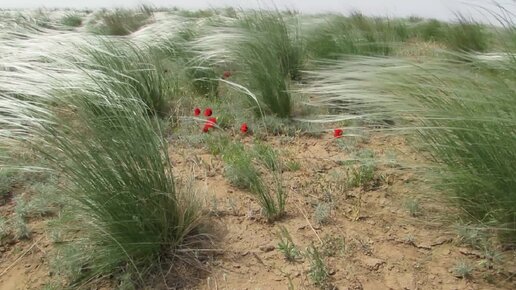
(0, 0, 515, 23)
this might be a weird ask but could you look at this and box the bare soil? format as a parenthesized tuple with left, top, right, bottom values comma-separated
(1, 132, 515, 290)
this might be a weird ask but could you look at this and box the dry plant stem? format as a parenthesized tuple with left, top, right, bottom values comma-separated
(0, 236, 44, 277)
(295, 198, 323, 245)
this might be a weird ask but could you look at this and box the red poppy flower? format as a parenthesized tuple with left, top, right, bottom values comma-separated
(204, 108, 213, 117)
(334, 128, 343, 138)
(205, 117, 217, 129)
(222, 71, 232, 79)
(194, 107, 201, 116)
(240, 122, 248, 133)
(202, 125, 210, 133)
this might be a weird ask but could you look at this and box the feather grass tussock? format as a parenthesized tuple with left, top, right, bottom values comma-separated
(0, 36, 209, 287)
(302, 48, 516, 245)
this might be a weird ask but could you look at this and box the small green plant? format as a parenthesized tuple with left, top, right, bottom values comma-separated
(0, 169, 14, 205)
(455, 224, 487, 249)
(223, 142, 285, 221)
(186, 66, 219, 97)
(223, 142, 261, 190)
(306, 244, 330, 288)
(314, 202, 331, 225)
(453, 260, 474, 279)
(13, 195, 28, 219)
(346, 150, 376, 189)
(254, 142, 281, 172)
(321, 235, 346, 257)
(404, 198, 422, 217)
(61, 14, 82, 27)
(277, 226, 300, 262)
(13, 215, 31, 240)
(285, 160, 301, 171)
(0, 217, 8, 240)
(205, 133, 231, 156)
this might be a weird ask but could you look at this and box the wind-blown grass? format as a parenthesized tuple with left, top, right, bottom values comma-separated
(445, 16, 489, 52)
(0, 58, 207, 287)
(231, 10, 304, 118)
(305, 13, 407, 59)
(193, 11, 304, 118)
(61, 14, 83, 27)
(302, 51, 516, 245)
(80, 39, 171, 116)
(91, 8, 153, 35)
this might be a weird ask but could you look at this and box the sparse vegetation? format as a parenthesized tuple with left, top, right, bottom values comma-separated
(314, 202, 331, 225)
(222, 141, 286, 221)
(0, 5, 515, 290)
(306, 244, 331, 288)
(453, 260, 474, 279)
(277, 226, 300, 261)
(405, 198, 422, 217)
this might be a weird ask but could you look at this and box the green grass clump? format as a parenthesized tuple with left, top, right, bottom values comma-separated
(305, 13, 405, 59)
(277, 226, 300, 262)
(445, 17, 489, 52)
(253, 142, 281, 171)
(1, 71, 206, 286)
(93, 8, 153, 35)
(389, 59, 516, 244)
(411, 19, 447, 42)
(61, 14, 82, 27)
(222, 141, 285, 221)
(306, 244, 331, 288)
(232, 10, 304, 118)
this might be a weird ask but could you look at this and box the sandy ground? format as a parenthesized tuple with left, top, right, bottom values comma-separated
(1, 132, 515, 290)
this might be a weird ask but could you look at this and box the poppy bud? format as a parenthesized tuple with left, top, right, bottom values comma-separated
(334, 128, 343, 138)
(204, 108, 213, 117)
(223, 71, 232, 79)
(205, 117, 217, 129)
(240, 122, 248, 133)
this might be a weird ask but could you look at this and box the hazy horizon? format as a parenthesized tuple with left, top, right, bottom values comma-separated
(1, 0, 515, 23)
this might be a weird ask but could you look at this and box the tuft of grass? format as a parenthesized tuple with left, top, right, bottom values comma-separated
(61, 14, 82, 27)
(445, 16, 489, 52)
(253, 142, 281, 172)
(314, 202, 331, 225)
(345, 151, 376, 189)
(321, 235, 346, 257)
(277, 226, 300, 262)
(285, 159, 301, 171)
(302, 42, 516, 245)
(231, 10, 304, 118)
(453, 260, 474, 279)
(404, 198, 422, 217)
(305, 13, 403, 59)
(1, 71, 206, 286)
(222, 141, 286, 221)
(92, 8, 153, 35)
(186, 66, 219, 97)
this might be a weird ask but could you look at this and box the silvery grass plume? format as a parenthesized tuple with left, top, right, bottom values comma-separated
(300, 50, 516, 245)
(0, 19, 207, 286)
